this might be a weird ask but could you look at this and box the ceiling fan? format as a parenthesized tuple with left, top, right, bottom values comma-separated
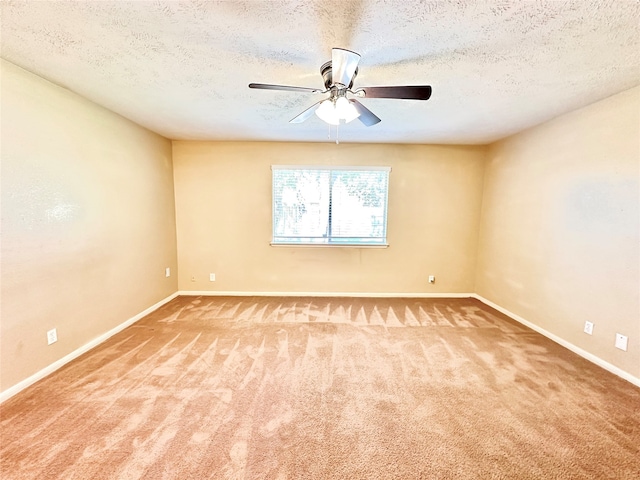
(249, 48, 432, 127)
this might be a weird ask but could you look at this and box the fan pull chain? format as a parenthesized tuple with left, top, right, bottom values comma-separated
(325, 124, 341, 145)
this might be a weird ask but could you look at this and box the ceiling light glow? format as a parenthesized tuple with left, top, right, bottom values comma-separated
(315, 96, 360, 125)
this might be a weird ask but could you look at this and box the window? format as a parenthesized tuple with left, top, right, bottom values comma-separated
(272, 166, 390, 246)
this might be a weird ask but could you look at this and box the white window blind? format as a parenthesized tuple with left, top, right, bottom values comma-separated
(272, 166, 390, 246)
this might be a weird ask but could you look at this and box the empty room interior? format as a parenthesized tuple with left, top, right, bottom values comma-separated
(1, 1, 639, 479)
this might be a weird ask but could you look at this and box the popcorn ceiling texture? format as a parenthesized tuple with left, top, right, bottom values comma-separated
(1, 0, 639, 144)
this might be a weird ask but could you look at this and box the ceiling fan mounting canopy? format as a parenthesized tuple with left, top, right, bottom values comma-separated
(248, 48, 432, 127)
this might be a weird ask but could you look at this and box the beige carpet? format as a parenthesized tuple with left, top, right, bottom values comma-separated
(1, 296, 639, 479)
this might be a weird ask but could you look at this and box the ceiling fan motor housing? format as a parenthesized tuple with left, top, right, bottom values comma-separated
(320, 61, 358, 90)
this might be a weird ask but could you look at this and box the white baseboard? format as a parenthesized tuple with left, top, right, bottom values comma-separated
(0, 291, 180, 404)
(178, 290, 475, 298)
(472, 294, 640, 388)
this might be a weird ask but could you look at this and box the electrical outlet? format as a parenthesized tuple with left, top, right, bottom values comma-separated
(583, 321, 594, 335)
(615, 333, 628, 351)
(165, 267, 171, 277)
(209, 273, 216, 282)
(47, 328, 57, 345)
(428, 275, 435, 284)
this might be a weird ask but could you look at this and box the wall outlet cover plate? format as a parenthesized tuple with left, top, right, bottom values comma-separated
(584, 321, 594, 335)
(615, 334, 628, 351)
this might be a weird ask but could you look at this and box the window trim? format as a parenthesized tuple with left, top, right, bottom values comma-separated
(271, 165, 391, 248)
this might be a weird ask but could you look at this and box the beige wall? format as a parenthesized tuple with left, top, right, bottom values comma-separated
(173, 141, 486, 294)
(2, 57, 637, 393)
(476, 86, 640, 377)
(0, 60, 178, 392)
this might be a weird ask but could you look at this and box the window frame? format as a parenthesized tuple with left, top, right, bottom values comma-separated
(271, 165, 391, 248)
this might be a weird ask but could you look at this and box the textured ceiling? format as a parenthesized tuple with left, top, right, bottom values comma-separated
(1, 0, 639, 145)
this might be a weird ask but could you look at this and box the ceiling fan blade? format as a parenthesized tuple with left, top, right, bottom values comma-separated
(351, 100, 381, 127)
(357, 85, 432, 100)
(289, 101, 322, 123)
(249, 83, 322, 94)
(332, 48, 361, 87)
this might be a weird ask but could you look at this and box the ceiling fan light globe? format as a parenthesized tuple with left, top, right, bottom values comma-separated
(315, 99, 340, 125)
(337, 98, 360, 123)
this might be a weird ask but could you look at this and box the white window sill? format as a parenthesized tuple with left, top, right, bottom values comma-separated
(270, 243, 389, 248)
